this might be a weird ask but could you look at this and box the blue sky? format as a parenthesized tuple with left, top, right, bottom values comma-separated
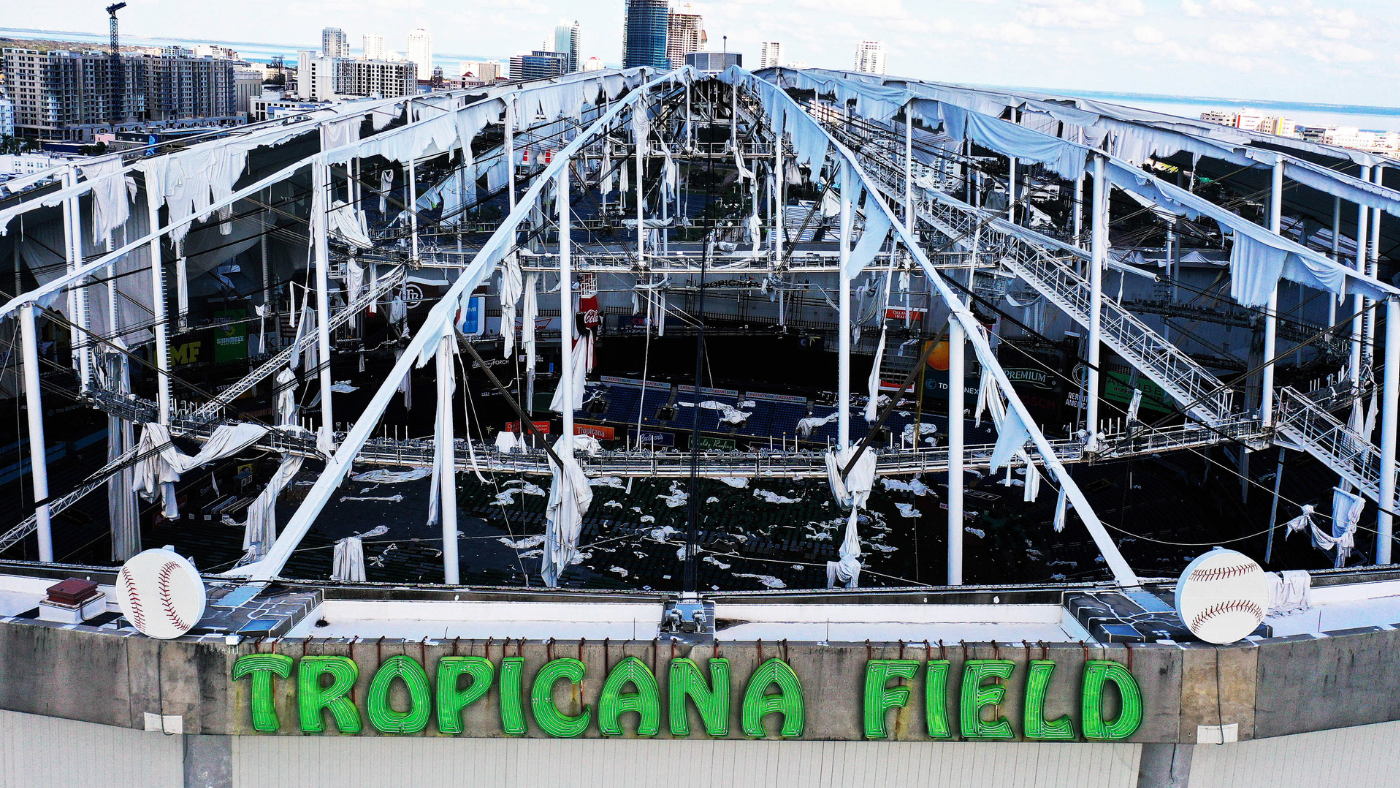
(10, 0, 1399, 107)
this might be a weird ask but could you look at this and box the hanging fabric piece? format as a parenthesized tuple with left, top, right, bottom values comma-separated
(1127, 389, 1143, 422)
(329, 200, 374, 248)
(379, 169, 394, 213)
(824, 447, 877, 589)
(499, 252, 523, 357)
(735, 147, 754, 181)
(989, 406, 1031, 473)
(132, 422, 268, 518)
(275, 367, 298, 427)
(1053, 486, 1068, 532)
(175, 242, 189, 325)
(522, 272, 539, 373)
(974, 365, 1007, 429)
(541, 452, 594, 587)
(332, 536, 367, 582)
(346, 257, 365, 306)
(427, 336, 458, 527)
(845, 203, 893, 279)
(81, 155, 134, 246)
(1328, 487, 1365, 566)
(864, 329, 887, 424)
(1022, 456, 1042, 502)
(240, 454, 304, 560)
(549, 332, 588, 414)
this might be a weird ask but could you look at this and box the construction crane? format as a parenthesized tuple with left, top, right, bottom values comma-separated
(105, 3, 126, 127)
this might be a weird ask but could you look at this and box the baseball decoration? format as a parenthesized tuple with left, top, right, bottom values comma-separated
(1175, 549, 1269, 644)
(115, 549, 207, 640)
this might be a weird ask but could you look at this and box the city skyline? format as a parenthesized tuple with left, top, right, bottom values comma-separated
(4, 0, 1399, 108)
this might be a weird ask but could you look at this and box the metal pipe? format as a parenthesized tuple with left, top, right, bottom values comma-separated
(437, 334, 459, 584)
(636, 86, 646, 268)
(506, 95, 517, 210)
(20, 303, 52, 562)
(1261, 158, 1282, 425)
(1352, 165, 1371, 383)
(145, 182, 171, 424)
(1087, 154, 1105, 440)
(1330, 194, 1341, 330)
(1368, 166, 1383, 365)
(62, 169, 91, 389)
(904, 105, 914, 230)
(407, 156, 420, 262)
(1379, 298, 1399, 564)
(838, 166, 852, 449)
(312, 160, 334, 447)
(947, 317, 964, 585)
(559, 166, 575, 451)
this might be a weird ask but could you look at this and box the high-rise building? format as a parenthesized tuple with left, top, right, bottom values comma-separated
(2, 47, 242, 141)
(510, 51, 567, 81)
(336, 59, 416, 98)
(322, 28, 350, 59)
(760, 42, 783, 69)
(854, 40, 887, 75)
(667, 5, 706, 69)
(623, 0, 670, 70)
(0, 95, 14, 139)
(459, 60, 502, 83)
(297, 50, 336, 100)
(362, 34, 386, 62)
(233, 69, 263, 117)
(407, 29, 433, 81)
(553, 19, 581, 73)
(582, 57, 604, 72)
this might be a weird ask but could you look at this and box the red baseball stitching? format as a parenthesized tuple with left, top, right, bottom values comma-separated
(157, 562, 190, 633)
(121, 570, 146, 632)
(1191, 600, 1264, 631)
(1190, 564, 1258, 582)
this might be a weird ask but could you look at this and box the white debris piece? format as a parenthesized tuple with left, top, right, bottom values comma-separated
(754, 489, 802, 504)
(330, 381, 358, 393)
(965, 527, 986, 538)
(350, 468, 432, 484)
(894, 502, 922, 518)
(734, 573, 786, 589)
(498, 534, 546, 549)
(338, 494, 404, 503)
(881, 477, 931, 496)
(717, 477, 750, 488)
(703, 556, 731, 569)
(608, 566, 629, 577)
(658, 481, 689, 508)
(650, 525, 679, 542)
(900, 422, 937, 447)
(589, 476, 626, 489)
(679, 400, 753, 425)
(706, 496, 720, 504)
(797, 412, 838, 437)
(640, 515, 656, 523)
(604, 500, 623, 508)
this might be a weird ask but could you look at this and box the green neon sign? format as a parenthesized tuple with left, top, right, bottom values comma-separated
(231, 653, 1145, 741)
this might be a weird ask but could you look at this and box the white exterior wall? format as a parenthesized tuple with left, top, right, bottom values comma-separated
(232, 738, 1142, 788)
(0, 710, 184, 788)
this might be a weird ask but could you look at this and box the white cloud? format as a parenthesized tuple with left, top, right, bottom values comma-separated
(1182, 0, 1205, 16)
(1133, 25, 1166, 44)
(1016, 0, 1145, 29)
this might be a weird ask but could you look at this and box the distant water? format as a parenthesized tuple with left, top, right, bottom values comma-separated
(0, 26, 503, 72)
(1026, 87, 1400, 133)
